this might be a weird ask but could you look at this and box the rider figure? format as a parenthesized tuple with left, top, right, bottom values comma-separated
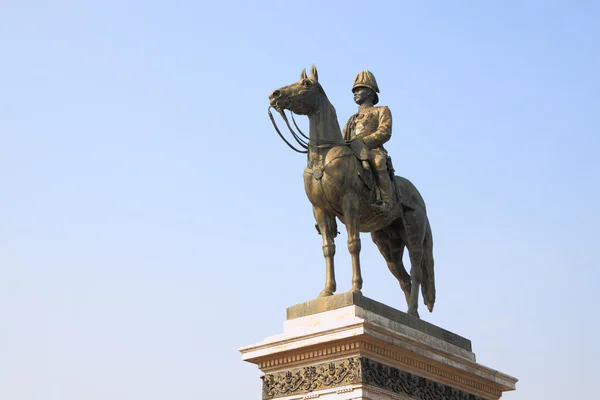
(343, 70, 394, 214)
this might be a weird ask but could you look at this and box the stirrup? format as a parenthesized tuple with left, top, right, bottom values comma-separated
(371, 200, 392, 214)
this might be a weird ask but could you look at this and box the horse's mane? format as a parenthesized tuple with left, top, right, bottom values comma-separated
(315, 83, 337, 117)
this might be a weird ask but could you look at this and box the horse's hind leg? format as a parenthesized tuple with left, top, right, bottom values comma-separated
(313, 206, 337, 297)
(371, 228, 411, 306)
(404, 209, 426, 318)
(407, 248, 423, 318)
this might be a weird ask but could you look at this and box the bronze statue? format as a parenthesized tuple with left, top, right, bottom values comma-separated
(268, 65, 435, 318)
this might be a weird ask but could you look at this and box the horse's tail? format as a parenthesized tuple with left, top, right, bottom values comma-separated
(421, 217, 436, 312)
(394, 175, 435, 311)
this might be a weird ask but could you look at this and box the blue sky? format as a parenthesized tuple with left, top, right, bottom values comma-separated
(1, 1, 598, 399)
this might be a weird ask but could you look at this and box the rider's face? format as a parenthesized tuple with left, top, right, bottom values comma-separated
(353, 87, 371, 105)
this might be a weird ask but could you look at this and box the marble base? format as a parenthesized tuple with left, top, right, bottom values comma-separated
(240, 293, 517, 400)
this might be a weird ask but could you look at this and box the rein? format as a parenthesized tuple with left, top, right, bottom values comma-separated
(268, 106, 349, 154)
(268, 106, 308, 154)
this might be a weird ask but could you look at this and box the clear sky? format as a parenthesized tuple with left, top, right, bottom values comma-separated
(1, 1, 598, 399)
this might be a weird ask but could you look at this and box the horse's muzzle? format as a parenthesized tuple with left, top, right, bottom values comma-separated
(268, 90, 281, 106)
(269, 96, 290, 111)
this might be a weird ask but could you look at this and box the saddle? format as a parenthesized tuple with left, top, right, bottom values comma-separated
(348, 139, 422, 212)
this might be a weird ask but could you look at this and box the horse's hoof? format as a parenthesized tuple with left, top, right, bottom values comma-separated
(350, 288, 362, 295)
(319, 290, 334, 297)
(407, 309, 420, 319)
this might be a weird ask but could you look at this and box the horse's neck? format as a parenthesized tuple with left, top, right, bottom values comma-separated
(309, 98, 342, 142)
(308, 98, 343, 166)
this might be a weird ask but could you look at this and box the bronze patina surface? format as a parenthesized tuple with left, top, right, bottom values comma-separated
(269, 66, 435, 318)
(343, 70, 395, 214)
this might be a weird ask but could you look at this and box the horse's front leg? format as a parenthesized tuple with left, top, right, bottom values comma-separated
(313, 206, 337, 297)
(342, 195, 362, 293)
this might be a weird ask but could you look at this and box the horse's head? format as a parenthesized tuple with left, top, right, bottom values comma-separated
(269, 65, 324, 115)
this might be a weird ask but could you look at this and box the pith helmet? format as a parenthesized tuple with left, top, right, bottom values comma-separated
(352, 70, 380, 104)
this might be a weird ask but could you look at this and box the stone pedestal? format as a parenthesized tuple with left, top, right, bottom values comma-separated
(240, 293, 517, 400)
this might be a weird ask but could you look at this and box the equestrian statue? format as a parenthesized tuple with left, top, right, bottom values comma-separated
(268, 65, 435, 318)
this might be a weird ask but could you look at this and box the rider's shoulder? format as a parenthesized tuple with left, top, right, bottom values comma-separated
(373, 105, 391, 115)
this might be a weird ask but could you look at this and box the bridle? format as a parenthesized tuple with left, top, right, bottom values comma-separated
(268, 91, 349, 154)
(268, 106, 309, 154)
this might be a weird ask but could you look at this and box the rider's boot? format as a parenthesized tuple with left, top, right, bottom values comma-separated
(372, 169, 394, 214)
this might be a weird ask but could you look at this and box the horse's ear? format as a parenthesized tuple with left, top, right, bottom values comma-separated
(311, 64, 319, 81)
(300, 68, 307, 80)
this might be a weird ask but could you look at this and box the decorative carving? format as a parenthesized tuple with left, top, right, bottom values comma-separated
(258, 339, 499, 397)
(362, 358, 485, 400)
(261, 357, 486, 400)
(262, 357, 361, 399)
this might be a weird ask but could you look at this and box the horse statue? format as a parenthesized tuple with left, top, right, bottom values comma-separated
(268, 65, 435, 318)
